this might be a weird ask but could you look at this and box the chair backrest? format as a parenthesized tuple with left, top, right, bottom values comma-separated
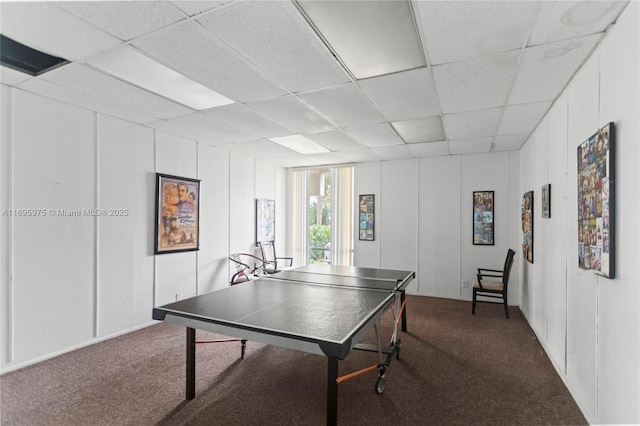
(502, 249, 516, 286)
(258, 241, 276, 265)
(229, 253, 250, 285)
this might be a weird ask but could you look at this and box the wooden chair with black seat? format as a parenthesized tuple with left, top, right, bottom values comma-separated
(472, 249, 516, 319)
(257, 240, 293, 274)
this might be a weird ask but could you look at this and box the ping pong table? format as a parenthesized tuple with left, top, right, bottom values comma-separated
(152, 264, 415, 425)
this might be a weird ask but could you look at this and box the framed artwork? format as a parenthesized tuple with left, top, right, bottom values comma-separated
(577, 122, 615, 278)
(154, 173, 200, 254)
(255, 199, 275, 245)
(473, 191, 494, 245)
(542, 184, 551, 219)
(521, 191, 534, 263)
(358, 194, 375, 241)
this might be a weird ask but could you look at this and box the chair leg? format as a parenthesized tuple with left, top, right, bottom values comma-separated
(472, 289, 477, 314)
(503, 294, 509, 319)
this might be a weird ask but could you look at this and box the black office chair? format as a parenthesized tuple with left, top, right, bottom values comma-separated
(472, 249, 516, 319)
(258, 240, 293, 274)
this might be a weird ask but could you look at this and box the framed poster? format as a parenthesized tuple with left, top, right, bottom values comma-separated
(255, 199, 275, 245)
(155, 173, 200, 254)
(473, 191, 494, 245)
(521, 191, 534, 263)
(358, 194, 375, 241)
(578, 122, 615, 278)
(542, 184, 551, 219)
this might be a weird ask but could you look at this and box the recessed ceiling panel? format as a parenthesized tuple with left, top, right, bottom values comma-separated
(202, 104, 291, 140)
(529, 1, 629, 45)
(0, 2, 120, 61)
(298, 83, 385, 128)
(298, 0, 425, 79)
(492, 133, 529, 151)
(497, 101, 552, 135)
(508, 34, 601, 105)
(41, 63, 194, 119)
(449, 137, 493, 155)
(371, 144, 414, 161)
(415, 1, 539, 65)
(167, 111, 254, 145)
(344, 123, 404, 148)
(359, 68, 440, 121)
(392, 115, 445, 144)
(196, 1, 350, 92)
(433, 50, 521, 113)
(337, 148, 381, 163)
(304, 130, 363, 152)
(443, 107, 503, 140)
(218, 139, 299, 159)
(407, 141, 450, 158)
(247, 95, 335, 134)
(132, 21, 287, 103)
(54, 1, 187, 41)
(18, 78, 158, 124)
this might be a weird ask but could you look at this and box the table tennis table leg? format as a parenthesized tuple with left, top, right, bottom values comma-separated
(327, 357, 338, 426)
(186, 327, 196, 400)
(401, 290, 407, 332)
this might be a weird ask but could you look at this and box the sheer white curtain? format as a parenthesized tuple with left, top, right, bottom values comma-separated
(331, 166, 353, 266)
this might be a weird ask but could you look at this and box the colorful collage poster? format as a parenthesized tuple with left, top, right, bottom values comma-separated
(359, 194, 375, 241)
(473, 191, 494, 245)
(577, 123, 615, 278)
(521, 191, 534, 263)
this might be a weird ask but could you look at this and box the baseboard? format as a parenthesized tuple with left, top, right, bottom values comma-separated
(0, 321, 157, 375)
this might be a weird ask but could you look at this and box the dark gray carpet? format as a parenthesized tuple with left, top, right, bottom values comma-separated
(1, 296, 586, 425)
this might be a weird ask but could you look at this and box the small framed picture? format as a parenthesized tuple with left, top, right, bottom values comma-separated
(358, 194, 375, 241)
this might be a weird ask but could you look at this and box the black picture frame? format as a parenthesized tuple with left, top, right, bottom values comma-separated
(154, 173, 200, 254)
(577, 122, 615, 278)
(358, 194, 375, 241)
(522, 191, 534, 263)
(542, 184, 551, 219)
(473, 191, 494, 245)
(255, 199, 275, 246)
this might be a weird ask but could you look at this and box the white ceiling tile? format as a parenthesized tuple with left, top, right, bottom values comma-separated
(17, 78, 157, 124)
(131, 21, 287, 103)
(217, 139, 299, 159)
(247, 95, 335, 134)
(297, 1, 425, 79)
(344, 123, 404, 148)
(0, 2, 121, 61)
(167, 111, 253, 144)
(407, 141, 451, 158)
(508, 34, 601, 105)
(170, 1, 227, 17)
(304, 130, 363, 152)
(40, 63, 194, 119)
(392, 116, 445, 143)
(298, 83, 385, 128)
(371, 144, 414, 161)
(303, 152, 350, 166)
(1, 66, 31, 86)
(529, 1, 628, 45)
(202, 104, 291, 140)
(359, 68, 440, 121)
(433, 50, 521, 113)
(54, 1, 187, 41)
(269, 156, 319, 168)
(497, 101, 552, 135)
(415, 1, 539, 65)
(196, 1, 350, 92)
(443, 107, 503, 140)
(492, 133, 529, 151)
(337, 148, 381, 163)
(449, 137, 493, 155)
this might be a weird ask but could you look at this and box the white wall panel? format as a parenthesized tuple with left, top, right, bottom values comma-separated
(518, 140, 535, 315)
(275, 166, 287, 257)
(380, 159, 418, 292)
(12, 90, 96, 362)
(97, 115, 155, 337)
(229, 153, 255, 256)
(565, 44, 600, 422)
(1, 85, 12, 366)
(353, 162, 380, 267)
(197, 145, 229, 294)
(155, 132, 198, 306)
(546, 91, 569, 374)
(596, 3, 640, 421)
(417, 156, 460, 297)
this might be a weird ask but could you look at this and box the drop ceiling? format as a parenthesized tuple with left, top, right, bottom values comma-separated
(0, 1, 629, 168)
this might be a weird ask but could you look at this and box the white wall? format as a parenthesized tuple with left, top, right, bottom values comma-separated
(0, 87, 287, 371)
(518, 3, 639, 424)
(354, 152, 520, 301)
